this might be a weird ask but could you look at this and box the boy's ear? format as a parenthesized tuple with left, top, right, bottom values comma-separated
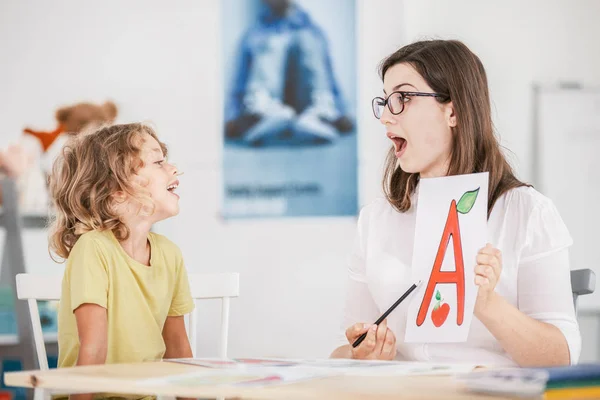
(112, 191, 127, 204)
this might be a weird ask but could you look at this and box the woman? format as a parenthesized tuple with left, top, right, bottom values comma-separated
(331, 40, 579, 367)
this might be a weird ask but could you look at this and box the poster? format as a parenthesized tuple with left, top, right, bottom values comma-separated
(221, 0, 358, 218)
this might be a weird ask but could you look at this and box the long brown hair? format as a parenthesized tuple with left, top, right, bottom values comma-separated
(48, 122, 167, 260)
(380, 40, 528, 216)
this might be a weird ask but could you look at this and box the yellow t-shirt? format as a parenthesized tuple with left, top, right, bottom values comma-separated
(57, 229, 195, 368)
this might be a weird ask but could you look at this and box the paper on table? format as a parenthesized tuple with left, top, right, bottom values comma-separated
(140, 365, 332, 388)
(167, 357, 300, 368)
(301, 359, 477, 376)
(167, 358, 476, 377)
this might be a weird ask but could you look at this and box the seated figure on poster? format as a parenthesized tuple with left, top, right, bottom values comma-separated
(225, 0, 354, 146)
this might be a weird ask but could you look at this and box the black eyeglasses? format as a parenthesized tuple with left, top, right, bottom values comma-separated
(372, 91, 446, 119)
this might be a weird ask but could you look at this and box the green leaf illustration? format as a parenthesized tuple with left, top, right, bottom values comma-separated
(435, 290, 441, 301)
(457, 187, 480, 214)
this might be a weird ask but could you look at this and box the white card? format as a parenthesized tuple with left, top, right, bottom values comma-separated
(405, 172, 488, 343)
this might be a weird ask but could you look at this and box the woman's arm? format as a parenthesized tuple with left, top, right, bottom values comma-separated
(330, 207, 397, 360)
(476, 292, 571, 366)
(475, 245, 578, 367)
(70, 304, 108, 400)
(330, 272, 382, 359)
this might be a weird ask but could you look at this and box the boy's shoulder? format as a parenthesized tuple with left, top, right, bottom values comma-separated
(73, 229, 113, 249)
(67, 230, 116, 266)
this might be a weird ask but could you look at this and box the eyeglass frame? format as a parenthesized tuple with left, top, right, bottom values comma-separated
(371, 91, 448, 119)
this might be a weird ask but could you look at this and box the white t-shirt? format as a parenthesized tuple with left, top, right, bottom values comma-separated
(339, 186, 581, 366)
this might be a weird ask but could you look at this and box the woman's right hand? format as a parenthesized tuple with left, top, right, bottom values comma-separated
(345, 319, 397, 360)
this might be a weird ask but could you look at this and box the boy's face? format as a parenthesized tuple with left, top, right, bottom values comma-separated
(133, 133, 180, 221)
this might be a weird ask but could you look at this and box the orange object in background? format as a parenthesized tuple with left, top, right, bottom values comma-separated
(23, 125, 64, 152)
(22, 100, 118, 153)
(0, 390, 13, 400)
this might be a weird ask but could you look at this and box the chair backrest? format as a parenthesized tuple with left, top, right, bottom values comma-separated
(186, 272, 240, 359)
(15, 273, 62, 370)
(15, 272, 239, 370)
(571, 268, 596, 314)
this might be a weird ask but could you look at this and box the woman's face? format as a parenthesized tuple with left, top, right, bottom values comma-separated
(380, 62, 456, 178)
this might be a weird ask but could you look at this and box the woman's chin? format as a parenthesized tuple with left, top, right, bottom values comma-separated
(398, 159, 419, 174)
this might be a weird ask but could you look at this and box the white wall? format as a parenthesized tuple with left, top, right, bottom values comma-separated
(0, 0, 402, 358)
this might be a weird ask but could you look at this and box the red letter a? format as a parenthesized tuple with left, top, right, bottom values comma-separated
(416, 200, 465, 327)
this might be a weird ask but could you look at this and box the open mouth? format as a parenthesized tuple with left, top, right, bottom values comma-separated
(390, 136, 407, 157)
(167, 180, 179, 195)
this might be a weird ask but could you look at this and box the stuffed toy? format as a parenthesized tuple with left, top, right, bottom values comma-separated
(0, 100, 118, 211)
(23, 101, 117, 152)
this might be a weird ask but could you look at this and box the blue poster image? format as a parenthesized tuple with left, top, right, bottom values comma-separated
(222, 0, 358, 218)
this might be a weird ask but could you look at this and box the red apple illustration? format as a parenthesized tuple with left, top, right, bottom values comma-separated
(431, 289, 450, 327)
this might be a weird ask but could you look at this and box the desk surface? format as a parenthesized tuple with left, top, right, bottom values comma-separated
(4, 361, 521, 400)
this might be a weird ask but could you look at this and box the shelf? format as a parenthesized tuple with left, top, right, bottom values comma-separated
(0, 334, 17, 345)
(0, 177, 46, 369)
(0, 210, 49, 229)
(0, 332, 58, 346)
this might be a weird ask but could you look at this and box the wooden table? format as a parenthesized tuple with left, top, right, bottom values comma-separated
(3, 361, 523, 399)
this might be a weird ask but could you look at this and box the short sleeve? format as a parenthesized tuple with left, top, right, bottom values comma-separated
(67, 235, 109, 312)
(168, 257, 195, 317)
(518, 196, 580, 364)
(518, 249, 581, 364)
(520, 198, 573, 264)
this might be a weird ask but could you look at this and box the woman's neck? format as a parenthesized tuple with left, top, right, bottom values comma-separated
(420, 157, 451, 179)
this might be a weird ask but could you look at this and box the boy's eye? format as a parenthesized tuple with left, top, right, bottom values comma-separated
(155, 159, 165, 166)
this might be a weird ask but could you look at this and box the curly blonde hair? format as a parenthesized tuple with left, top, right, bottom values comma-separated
(48, 122, 167, 260)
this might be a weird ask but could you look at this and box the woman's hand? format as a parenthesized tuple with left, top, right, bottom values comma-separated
(345, 319, 397, 360)
(474, 243, 502, 317)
